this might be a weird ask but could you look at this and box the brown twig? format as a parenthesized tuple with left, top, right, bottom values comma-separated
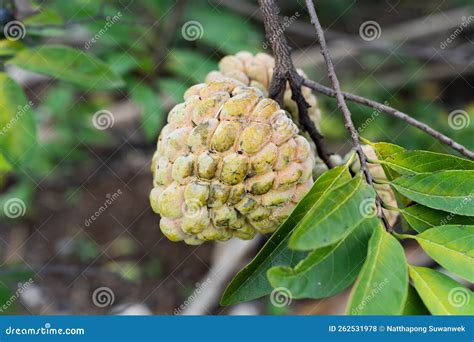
(302, 78, 474, 160)
(258, 0, 333, 169)
(305, 0, 391, 231)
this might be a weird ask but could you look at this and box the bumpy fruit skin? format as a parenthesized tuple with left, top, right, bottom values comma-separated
(150, 79, 314, 244)
(348, 145, 399, 225)
(207, 51, 327, 176)
(206, 51, 321, 130)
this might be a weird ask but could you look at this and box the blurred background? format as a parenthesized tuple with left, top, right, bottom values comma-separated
(0, 0, 472, 315)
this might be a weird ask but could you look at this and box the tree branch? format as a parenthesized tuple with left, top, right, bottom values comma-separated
(305, 0, 391, 231)
(302, 78, 474, 160)
(258, 0, 333, 169)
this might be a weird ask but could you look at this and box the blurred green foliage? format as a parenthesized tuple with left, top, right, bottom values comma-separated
(0, 0, 472, 315)
(0, 0, 262, 217)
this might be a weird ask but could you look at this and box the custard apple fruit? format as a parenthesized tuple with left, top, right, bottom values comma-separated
(206, 51, 322, 130)
(150, 78, 314, 244)
(347, 145, 399, 226)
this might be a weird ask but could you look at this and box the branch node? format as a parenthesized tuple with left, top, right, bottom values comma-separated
(259, 0, 333, 169)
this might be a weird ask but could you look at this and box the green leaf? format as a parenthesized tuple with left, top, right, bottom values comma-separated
(128, 81, 164, 142)
(289, 176, 376, 251)
(0, 265, 34, 314)
(346, 225, 408, 315)
(367, 141, 410, 207)
(268, 217, 380, 299)
(220, 166, 351, 306)
(185, 6, 262, 54)
(25, 27, 67, 38)
(380, 150, 474, 175)
(48, 0, 103, 20)
(0, 73, 37, 168)
(165, 49, 218, 84)
(400, 225, 474, 282)
(0, 153, 12, 177)
(85, 17, 147, 50)
(0, 40, 24, 57)
(402, 285, 430, 315)
(40, 83, 75, 118)
(23, 8, 64, 26)
(106, 52, 141, 75)
(400, 204, 474, 233)
(391, 171, 474, 216)
(7, 45, 125, 90)
(409, 266, 474, 315)
(366, 141, 405, 163)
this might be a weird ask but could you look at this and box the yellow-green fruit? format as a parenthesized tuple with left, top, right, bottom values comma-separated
(348, 145, 399, 226)
(206, 51, 321, 130)
(151, 79, 314, 244)
(206, 51, 326, 177)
